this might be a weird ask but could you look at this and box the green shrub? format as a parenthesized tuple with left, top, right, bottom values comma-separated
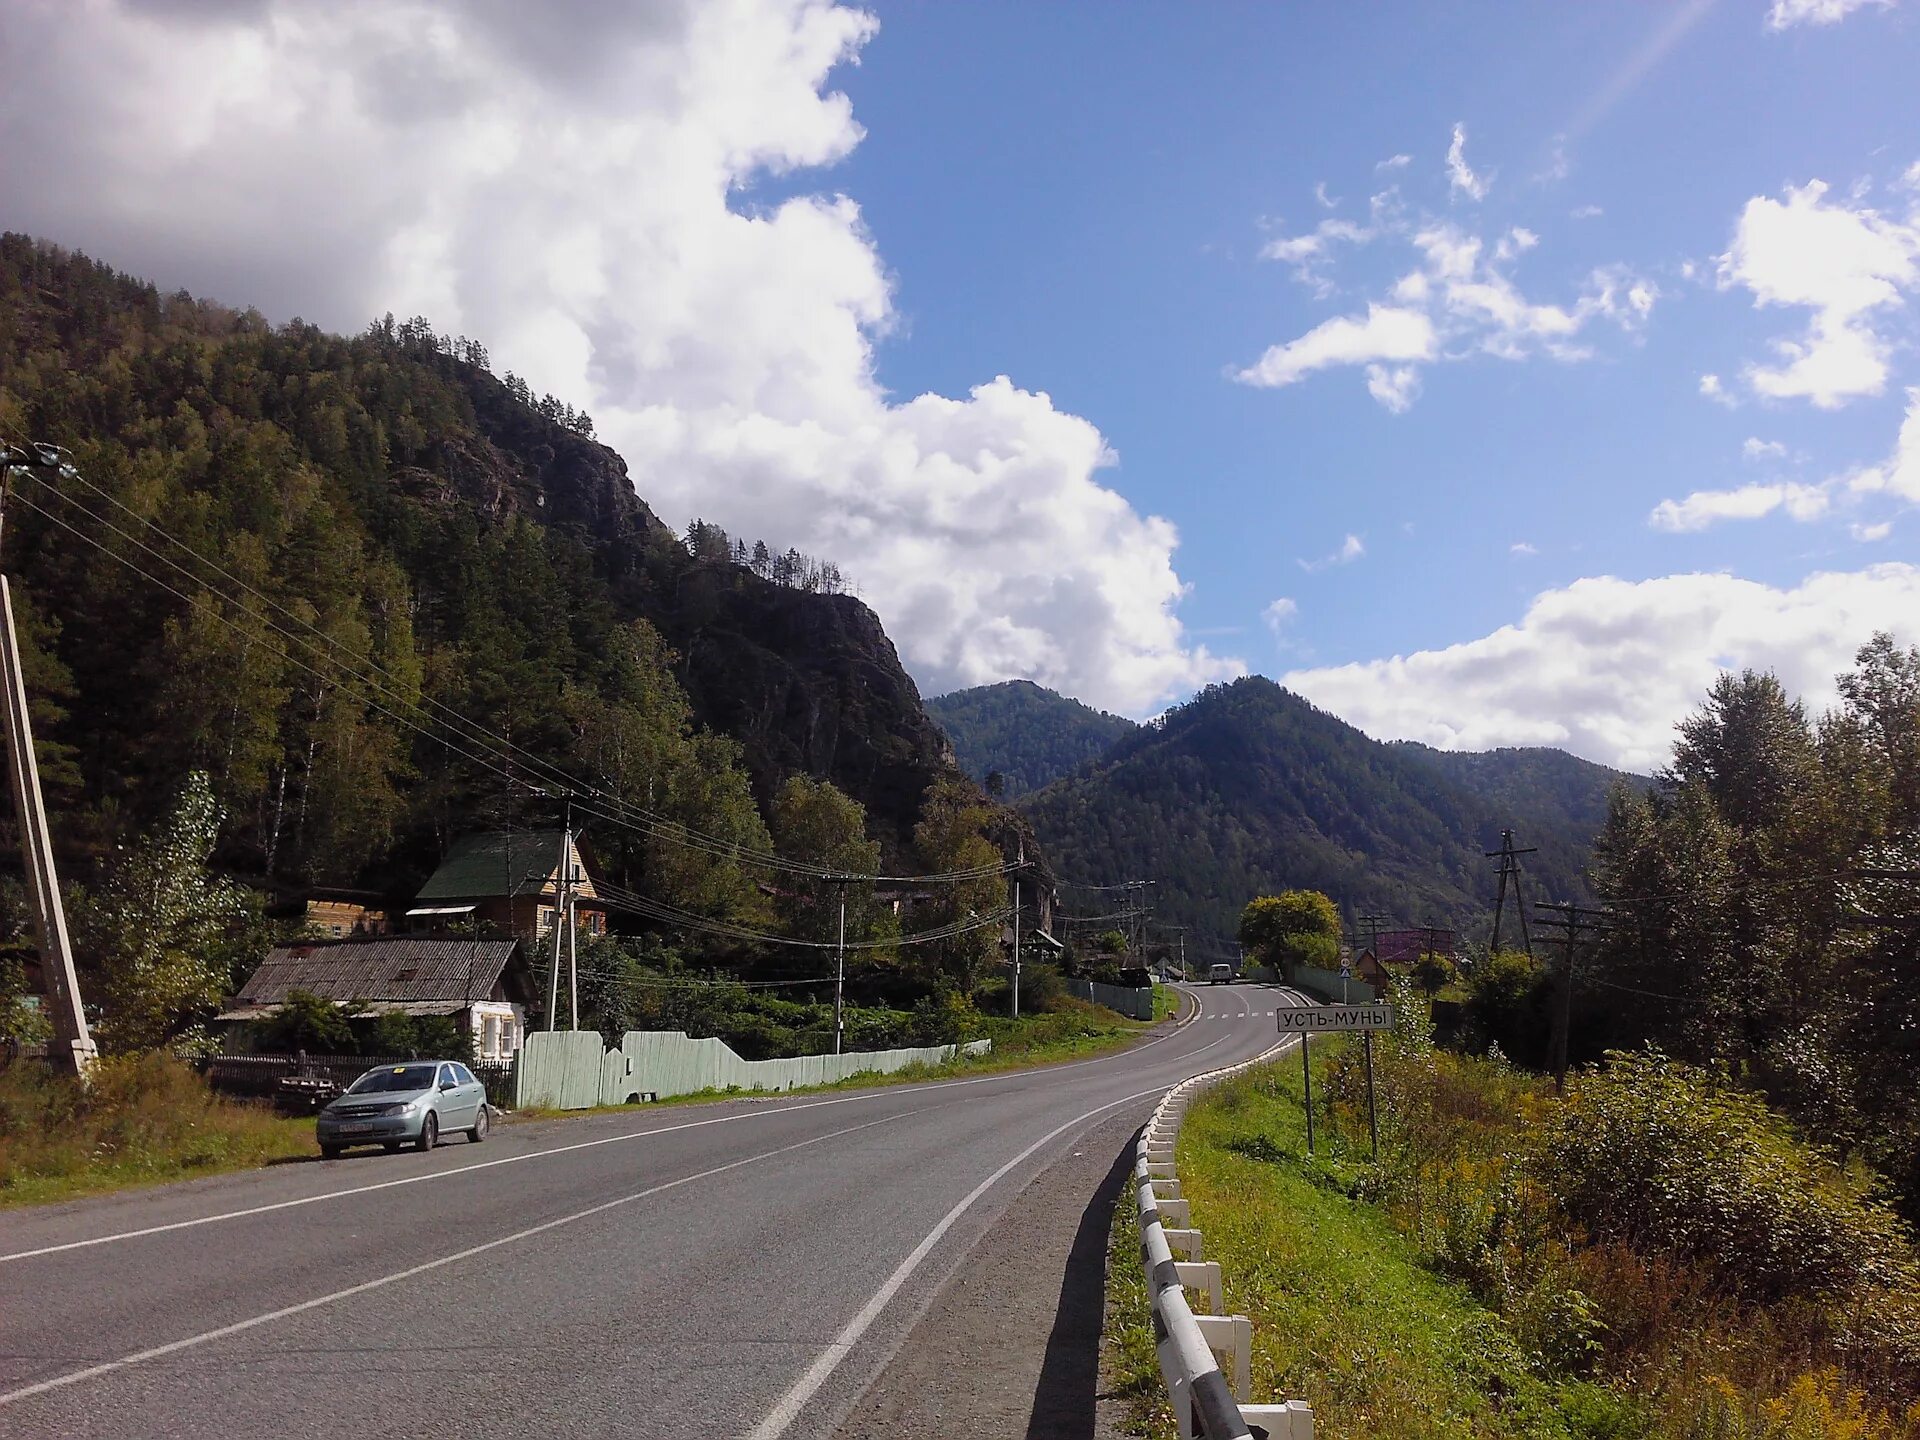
(1540, 1051, 1919, 1306)
(1, 1052, 307, 1199)
(257, 988, 358, 1052)
(1462, 949, 1555, 1067)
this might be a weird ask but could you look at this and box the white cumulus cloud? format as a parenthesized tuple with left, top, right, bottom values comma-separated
(1447, 123, 1491, 202)
(0, 0, 1241, 716)
(1719, 179, 1920, 408)
(1742, 437, 1789, 460)
(1262, 597, 1299, 636)
(1298, 534, 1366, 573)
(1648, 482, 1832, 531)
(1847, 386, 1920, 501)
(1285, 565, 1920, 771)
(1258, 217, 1374, 298)
(1237, 141, 1655, 410)
(1233, 305, 1436, 390)
(1766, 0, 1895, 30)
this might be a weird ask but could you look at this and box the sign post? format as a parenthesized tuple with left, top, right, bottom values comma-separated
(1279, 1004, 1394, 1161)
(1300, 1032, 1314, 1156)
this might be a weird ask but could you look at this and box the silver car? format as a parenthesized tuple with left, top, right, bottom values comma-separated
(316, 1060, 491, 1159)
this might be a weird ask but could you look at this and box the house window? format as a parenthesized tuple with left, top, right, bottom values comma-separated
(482, 1015, 498, 1057)
(500, 1018, 516, 1052)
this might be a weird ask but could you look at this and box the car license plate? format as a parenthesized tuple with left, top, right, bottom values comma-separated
(339, 1122, 372, 1135)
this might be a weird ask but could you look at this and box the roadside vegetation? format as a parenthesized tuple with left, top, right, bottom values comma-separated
(0, 1052, 313, 1207)
(1108, 982, 1920, 1440)
(7, 990, 1164, 1202)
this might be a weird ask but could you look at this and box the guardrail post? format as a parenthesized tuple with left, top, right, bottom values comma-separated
(1151, 1177, 1182, 1199)
(1242, 1400, 1314, 1439)
(1162, 1228, 1203, 1260)
(1174, 1259, 1222, 1315)
(1194, 1314, 1252, 1402)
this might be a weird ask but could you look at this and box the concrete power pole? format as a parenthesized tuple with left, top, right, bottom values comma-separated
(1011, 843, 1023, 1020)
(0, 447, 96, 1075)
(1536, 901, 1617, 1094)
(833, 877, 849, 1054)
(546, 826, 572, 1030)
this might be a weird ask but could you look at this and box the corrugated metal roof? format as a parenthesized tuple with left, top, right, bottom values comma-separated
(415, 832, 568, 901)
(237, 938, 522, 1005)
(215, 998, 475, 1022)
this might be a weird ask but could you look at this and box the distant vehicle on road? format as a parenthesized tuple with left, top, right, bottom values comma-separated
(1208, 962, 1234, 985)
(316, 1060, 490, 1159)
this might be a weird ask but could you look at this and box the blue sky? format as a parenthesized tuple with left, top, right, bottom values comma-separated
(4, 0, 1916, 769)
(821, 1, 1918, 705)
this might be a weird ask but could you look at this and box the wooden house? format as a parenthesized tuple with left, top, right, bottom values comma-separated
(218, 937, 537, 1060)
(405, 831, 609, 941)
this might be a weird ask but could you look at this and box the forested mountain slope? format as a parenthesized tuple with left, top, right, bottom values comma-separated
(1019, 677, 1626, 956)
(927, 680, 1136, 797)
(0, 235, 959, 896)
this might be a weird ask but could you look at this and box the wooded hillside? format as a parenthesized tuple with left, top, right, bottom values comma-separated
(0, 235, 960, 900)
(1019, 677, 1625, 956)
(926, 679, 1135, 798)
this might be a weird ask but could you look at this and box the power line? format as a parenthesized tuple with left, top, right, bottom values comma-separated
(10, 462, 1015, 888)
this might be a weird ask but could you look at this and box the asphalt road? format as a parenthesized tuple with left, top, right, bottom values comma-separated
(0, 982, 1301, 1439)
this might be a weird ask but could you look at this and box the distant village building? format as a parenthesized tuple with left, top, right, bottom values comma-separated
(1351, 948, 1393, 989)
(218, 937, 538, 1061)
(406, 831, 609, 940)
(297, 898, 387, 940)
(1372, 927, 1456, 964)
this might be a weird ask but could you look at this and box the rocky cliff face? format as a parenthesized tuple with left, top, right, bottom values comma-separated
(439, 351, 963, 853)
(650, 569, 958, 856)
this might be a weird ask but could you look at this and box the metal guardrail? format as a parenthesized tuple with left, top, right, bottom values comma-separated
(1134, 1022, 1314, 1440)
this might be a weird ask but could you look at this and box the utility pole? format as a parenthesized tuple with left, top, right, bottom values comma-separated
(1486, 829, 1538, 958)
(1011, 843, 1024, 1020)
(1359, 912, 1386, 958)
(547, 822, 572, 1031)
(1177, 929, 1186, 982)
(1126, 879, 1157, 956)
(828, 874, 854, 1054)
(1536, 901, 1618, 1093)
(567, 892, 579, 1032)
(0, 445, 95, 1075)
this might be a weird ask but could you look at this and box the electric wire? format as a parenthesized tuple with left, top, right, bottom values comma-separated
(7, 463, 1014, 886)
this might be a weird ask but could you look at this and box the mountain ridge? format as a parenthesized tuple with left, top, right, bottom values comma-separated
(932, 676, 1628, 956)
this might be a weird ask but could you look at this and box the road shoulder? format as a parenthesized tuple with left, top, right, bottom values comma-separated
(833, 1109, 1143, 1440)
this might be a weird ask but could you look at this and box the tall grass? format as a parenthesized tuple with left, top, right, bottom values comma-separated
(1319, 1012, 1920, 1439)
(0, 1053, 314, 1206)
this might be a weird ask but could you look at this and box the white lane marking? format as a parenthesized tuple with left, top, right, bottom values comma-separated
(744, 1077, 1182, 1440)
(0, 1111, 913, 1410)
(2, 1007, 1211, 1266)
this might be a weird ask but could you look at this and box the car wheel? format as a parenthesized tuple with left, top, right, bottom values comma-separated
(320, 1144, 343, 1161)
(467, 1105, 490, 1143)
(415, 1111, 438, 1152)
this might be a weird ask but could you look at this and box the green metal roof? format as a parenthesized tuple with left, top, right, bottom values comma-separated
(415, 831, 569, 901)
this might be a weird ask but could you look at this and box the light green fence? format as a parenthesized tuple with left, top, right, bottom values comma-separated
(515, 1029, 992, 1109)
(1064, 979, 1156, 1020)
(1289, 964, 1378, 1003)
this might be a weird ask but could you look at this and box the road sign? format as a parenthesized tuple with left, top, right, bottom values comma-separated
(1339, 962, 1351, 978)
(1278, 1004, 1393, 1033)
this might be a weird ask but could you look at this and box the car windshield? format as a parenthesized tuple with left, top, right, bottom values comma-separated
(347, 1065, 438, 1095)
